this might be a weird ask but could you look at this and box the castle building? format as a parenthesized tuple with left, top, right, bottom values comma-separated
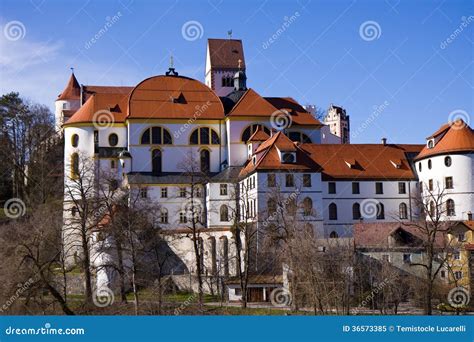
(58, 38, 474, 293)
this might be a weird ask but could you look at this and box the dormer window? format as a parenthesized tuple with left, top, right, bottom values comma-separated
(281, 152, 295, 163)
(390, 159, 402, 169)
(344, 159, 356, 168)
(427, 139, 434, 148)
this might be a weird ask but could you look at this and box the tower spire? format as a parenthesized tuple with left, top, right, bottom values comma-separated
(165, 53, 178, 76)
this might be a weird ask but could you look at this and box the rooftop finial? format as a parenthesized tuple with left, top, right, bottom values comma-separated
(227, 29, 232, 39)
(165, 54, 179, 76)
(70, 67, 74, 74)
(169, 54, 174, 69)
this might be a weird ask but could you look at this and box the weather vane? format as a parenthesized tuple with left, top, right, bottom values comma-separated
(227, 30, 232, 39)
(70, 67, 74, 73)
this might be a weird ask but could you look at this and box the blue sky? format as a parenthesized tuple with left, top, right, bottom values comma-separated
(0, 0, 472, 143)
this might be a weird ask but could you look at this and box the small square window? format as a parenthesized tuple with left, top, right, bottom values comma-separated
(403, 253, 411, 263)
(453, 252, 461, 260)
(220, 184, 228, 196)
(161, 187, 168, 198)
(454, 271, 463, 280)
(375, 182, 383, 194)
(140, 188, 148, 199)
(428, 179, 433, 191)
(458, 233, 466, 242)
(398, 182, 406, 194)
(445, 177, 453, 189)
(267, 174, 276, 187)
(303, 174, 311, 187)
(328, 182, 336, 194)
(352, 182, 360, 194)
(382, 254, 390, 262)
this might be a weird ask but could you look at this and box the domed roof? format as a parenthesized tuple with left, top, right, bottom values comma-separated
(128, 75, 224, 119)
(415, 119, 474, 160)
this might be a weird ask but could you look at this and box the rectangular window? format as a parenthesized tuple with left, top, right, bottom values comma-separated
(328, 182, 336, 194)
(196, 187, 202, 198)
(440, 270, 446, 278)
(286, 174, 294, 187)
(428, 179, 433, 191)
(179, 187, 186, 198)
(453, 252, 461, 260)
(398, 182, 406, 194)
(267, 174, 276, 187)
(458, 233, 466, 242)
(403, 253, 411, 264)
(382, 254, 390, 262)
(140, 188, 147, 199)
(454, 271, 463, 280)
(375, 182, 383, 194)
(161, 187, 168, 198)
(110, 160, 117, 169)
(303, 174, 311, 187)
(445, 177, 453, 189)
(352, 182, 360, 194)
(220, 184, 228, 196)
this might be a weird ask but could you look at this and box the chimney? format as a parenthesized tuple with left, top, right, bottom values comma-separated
(381, 138, 387, 145)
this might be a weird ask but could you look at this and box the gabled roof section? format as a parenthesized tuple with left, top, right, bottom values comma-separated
(57, 73, 81, 101)
(228, 88, 278, 116)
(416, 119, 474, 160)
(248, 126, 270, 142)
(128, 75, 224, 120)
(208, 39, 245, 69)
(240, 132, 321, 177)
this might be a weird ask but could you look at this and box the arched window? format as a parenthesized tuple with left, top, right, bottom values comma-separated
(444, 156, 452, 167)
(220, 205, 229, 222)
(220, 236, 229, 276)
(329, 231, 339, 238)
(140, 126, 172, 145)
(399, 203, 408, 219)
(428, 159, 432, 169)
(108, 133, 118, 146)
(352, 203, 361, 220)
(179, 212, 187, 224)
(376, 203, 385, 220)
(189, 127, 220, 145)
(268, 198, 277, 215)
(152, 149, 162, 175)
(303, 197, 313, 216)
(329, 203, 337, 220)
(241, 124, 270, 142)
(418, 162, 422, 172)
(71, 153, 79, 178)
(200, 149, 210, 173)
(446, 199, 455, 216)
(71, 134, 79, 147)
(160, 208, 168, 224)
(288, 131, 312, 143)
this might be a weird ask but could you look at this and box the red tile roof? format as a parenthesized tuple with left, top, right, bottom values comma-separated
(354, 222, 446, 248)
(415, 119, 474, 160)
(228, 89, 321, 126)
(208, 39, 245, 69)
(301, 143, 423, 180)
(57, 73, 80, 101)
(128, 75, 225, 119)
